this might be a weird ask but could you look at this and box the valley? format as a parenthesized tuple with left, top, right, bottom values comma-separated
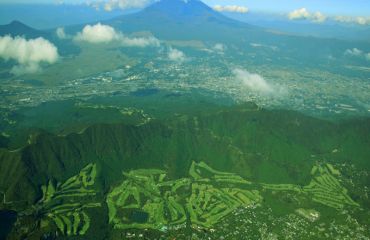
(0, 0, 369, 239)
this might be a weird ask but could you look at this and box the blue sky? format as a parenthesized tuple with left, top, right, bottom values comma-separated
(0, 0, 369, 16)
(205, 0, 370, 16)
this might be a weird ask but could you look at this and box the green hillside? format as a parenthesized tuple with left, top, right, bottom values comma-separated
(0, 105, 369, 211)
(1, 105, 369, 201)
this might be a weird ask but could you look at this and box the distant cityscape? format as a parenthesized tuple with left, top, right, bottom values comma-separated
(1, 53, 369, 122)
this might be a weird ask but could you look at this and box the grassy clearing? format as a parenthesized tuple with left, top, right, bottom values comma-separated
(262, 163, 359, 210)
(106, 161, 359, 231)
(303, 164, 359, 209)
(107, 161, 261, 230)
(33, 163, 101, 236)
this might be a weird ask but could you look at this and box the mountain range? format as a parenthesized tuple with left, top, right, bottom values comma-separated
(1, 0, 369, 42)
(0, 105, 369, 206)
(0, 0, 368, 55)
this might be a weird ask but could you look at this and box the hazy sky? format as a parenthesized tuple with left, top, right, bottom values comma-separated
(205, 0, 370, 16)
(0, 0, 369, 16)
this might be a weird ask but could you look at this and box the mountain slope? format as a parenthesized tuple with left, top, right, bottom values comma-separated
(106, 0, 259, 41)
(0, 20, 47, 38)
(1, 106, 369, 206)
(140, 0, 241, 24)
(0, 20, 80, 59)
(0, 4, 125, 29)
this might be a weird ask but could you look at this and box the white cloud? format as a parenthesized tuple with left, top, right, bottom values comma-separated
(250, 43, 263, 48)
(86, 1, 101, 11)
(75, 23, 120, 43)
(357, 17, 370, 25)
(56, 27, 69, 39)
(233, 68, 273, 94)
(213, 43, 226, 52)
(288, 8, 370, 25)
(366, 53, 370, 61)
(74, 23, 160, 47)
(288, 8, 326, 23)
(250, 43, 279, 51)
(345, 48, 363, 56)
(213, 5, 249, 14)
(335, 16, 370, 26)
(120, 36, 160, 47)
(310, 11, 326, 23)
(0, 35, 59, 75)
(344, 48, 370, 61)
(288, 8, 310, 20)
(168, 47, 186, 62)
(104, 0, 152, 11)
